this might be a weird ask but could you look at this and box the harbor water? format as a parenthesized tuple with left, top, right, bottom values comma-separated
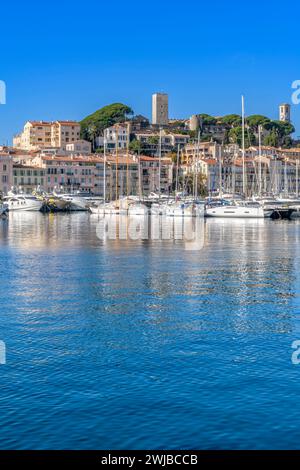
(1, 213, 300, 449)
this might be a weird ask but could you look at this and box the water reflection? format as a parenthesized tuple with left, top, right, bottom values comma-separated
(1, 214, 300, 449)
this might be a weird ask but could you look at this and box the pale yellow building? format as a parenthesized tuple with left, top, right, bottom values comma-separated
(13, 120, 81, 151)
(51, 121, 81, 148)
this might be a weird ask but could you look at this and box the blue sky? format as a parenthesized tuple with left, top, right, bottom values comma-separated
(1, 0, 300, 143)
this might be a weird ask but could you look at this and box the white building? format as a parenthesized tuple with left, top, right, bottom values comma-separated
(66, 140, 92, 154)
(103, 124, 128, 151)
(152, 93, 169, 126)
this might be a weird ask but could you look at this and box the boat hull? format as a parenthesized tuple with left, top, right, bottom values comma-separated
(205, 206, 265, 218)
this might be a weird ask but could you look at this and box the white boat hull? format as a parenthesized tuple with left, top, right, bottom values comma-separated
(5, 199, 43, 212)
(206, 206, 265, 218)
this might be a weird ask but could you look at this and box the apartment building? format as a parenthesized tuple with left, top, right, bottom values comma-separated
(51, 121, 81, 148)
(182, 142, 222, 165)
(13, 121, 81, 151)
(13, 121, 52, 150)
(103, 124, 129, 151)
(31, 154, 99, 193)
(139, 156, 173, 194)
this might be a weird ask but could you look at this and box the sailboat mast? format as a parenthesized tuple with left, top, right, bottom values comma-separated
(242, 95, 246, 196)
(103, 138, 106, 202)
(258, 125, 262, 197)
(284, 157, 288, 195)
(115, 124, 119, 201)
(175, 144, 180, 195)
(195, 130, 200, 200)
(126, 122, 130, 197)
(218, 144, 222, 198)
(158, 128, 162, 200)
(296, 159, 299, 198)
(138, 156, 142, 200)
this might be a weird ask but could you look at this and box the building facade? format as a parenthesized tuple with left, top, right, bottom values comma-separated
(12, 165, 46, 194)
(0, 153, 13, 195)
(65, 140, 92, 154)
(103, 124, 129, 151)
(13, 121, 81, 151)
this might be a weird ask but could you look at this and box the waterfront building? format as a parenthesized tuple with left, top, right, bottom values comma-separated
(13, 164, 46, 194)
(138, 156, 173, 194)
(31, 154, 100, 193)
(28, 152, 173, 196)
(152, 93, 169, 126)
(0, 152, 13, 195)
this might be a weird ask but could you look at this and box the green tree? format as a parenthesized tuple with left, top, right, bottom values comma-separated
(80, 103, 133, 142)
(87, 124, 97, 151)
(198, 114, 217, 125)
(129, 139, 142, 154)
(228, 126, 255, 147)
(246, 115, 270, 129)
(272, 120, 295, 137)
(148, 136, 159, 145)
(263, 130, 279, 147)
(220, 114, 242, 126)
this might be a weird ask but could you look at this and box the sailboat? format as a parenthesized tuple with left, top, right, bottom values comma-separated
(205, 96, 267, 219)
(90, 139, 110, 215)
(150, 128, 168, 216)
(127, 139, 148, 216)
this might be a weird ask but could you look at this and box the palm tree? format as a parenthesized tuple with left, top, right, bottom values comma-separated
(87, 124, 97, 151)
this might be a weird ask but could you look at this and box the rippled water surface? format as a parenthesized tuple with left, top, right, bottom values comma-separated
(1, 213, 300, 449)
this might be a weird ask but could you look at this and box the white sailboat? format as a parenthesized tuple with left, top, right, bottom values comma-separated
(127, 150, 148, 216)
(150, 128, 168, 216)
(205, 96, 267, 219)
(90, 138, 108, 215)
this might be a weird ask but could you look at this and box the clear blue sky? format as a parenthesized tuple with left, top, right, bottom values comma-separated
(1, 0, 300, 144)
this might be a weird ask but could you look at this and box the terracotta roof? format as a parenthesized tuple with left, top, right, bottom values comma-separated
(55, 121, 80, 126)
(28, 121, 52, 126)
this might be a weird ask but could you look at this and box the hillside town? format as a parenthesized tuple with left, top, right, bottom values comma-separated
(0, 94, 299, 199)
